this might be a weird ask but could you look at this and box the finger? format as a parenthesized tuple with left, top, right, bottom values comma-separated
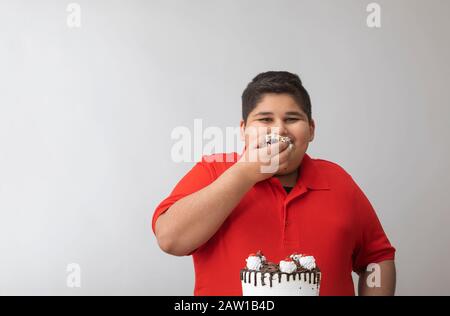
(246, 127, 271, 149)
(267, 140, 290, 157)
(245, 132, 261, 150)
(278, 143, 294, 161)
(266, 144, 293, 169)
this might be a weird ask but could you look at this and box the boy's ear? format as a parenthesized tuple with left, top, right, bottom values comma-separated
(309, 119, 315, 142)
(240, 119, 246, 142)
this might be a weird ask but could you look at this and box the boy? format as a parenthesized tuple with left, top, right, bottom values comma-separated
(152, 71, 396, 296)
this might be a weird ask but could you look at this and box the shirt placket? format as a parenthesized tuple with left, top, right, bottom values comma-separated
(267, 177, 309, 250)
(281, 183, 309, 250)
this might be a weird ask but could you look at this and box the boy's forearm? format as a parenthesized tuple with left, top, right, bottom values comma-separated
(358, 260, 396, 296)
(155, 164, 255, 256)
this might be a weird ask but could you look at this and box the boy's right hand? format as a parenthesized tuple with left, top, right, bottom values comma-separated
(235, 128, 293, 184)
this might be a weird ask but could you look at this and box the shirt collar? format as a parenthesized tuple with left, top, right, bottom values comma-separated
(297, 153, 330, 190)
(235, 150, 330, 190)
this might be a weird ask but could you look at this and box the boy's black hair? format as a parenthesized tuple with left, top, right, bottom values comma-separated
(241, 71, 312, 124)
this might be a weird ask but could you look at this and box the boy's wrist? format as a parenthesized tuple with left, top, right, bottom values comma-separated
(227, 163, 259, 188)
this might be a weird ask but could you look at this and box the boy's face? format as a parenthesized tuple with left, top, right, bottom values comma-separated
(240, 93, 315, 175)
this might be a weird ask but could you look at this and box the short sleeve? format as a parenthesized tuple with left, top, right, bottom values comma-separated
(151, 158, 215, 235)
(352, 183, 396, 272)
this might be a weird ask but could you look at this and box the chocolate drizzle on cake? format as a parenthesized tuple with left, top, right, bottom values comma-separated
(315, 272, 321, 285)
(240, 266, 321, 288)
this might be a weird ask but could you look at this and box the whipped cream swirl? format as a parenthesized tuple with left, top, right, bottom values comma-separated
(299, 256, 316, 270)
(246, 255, 265, 271)
(279, 260, 297, 273)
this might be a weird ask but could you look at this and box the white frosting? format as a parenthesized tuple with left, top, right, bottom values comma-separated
(241, 271, 321, 296)
(279, 260, 297, 274)
(299, 256, 316, 270)
(280, 136, 292, 144)
(265, 133, 292, 145)
(265, 133, 277, 144)
(246, 256, 263, 271)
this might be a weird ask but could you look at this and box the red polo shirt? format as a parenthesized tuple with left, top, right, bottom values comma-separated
(152, 152, 396, 296)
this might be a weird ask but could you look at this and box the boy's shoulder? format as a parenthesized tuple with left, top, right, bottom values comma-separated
(311, 156, 359, 190)
(201, 152, 239, 165)
(198, 152, 239, 178)
(312, 157, 349, 173)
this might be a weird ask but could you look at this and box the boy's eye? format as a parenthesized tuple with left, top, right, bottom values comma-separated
(258, 118, 300, 123)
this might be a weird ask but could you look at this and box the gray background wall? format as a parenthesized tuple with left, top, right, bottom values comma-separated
(0, 0, 449, 295)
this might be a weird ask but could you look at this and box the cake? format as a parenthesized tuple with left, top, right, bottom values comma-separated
(265, 133, 294, 150)
(240, 251, 321, 296)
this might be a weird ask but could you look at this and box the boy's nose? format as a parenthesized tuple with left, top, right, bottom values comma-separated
(273, 122, 288, 136)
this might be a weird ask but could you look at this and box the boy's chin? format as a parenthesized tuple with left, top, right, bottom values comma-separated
(273, 160, 302, 176)
(274, 167, 296, 176)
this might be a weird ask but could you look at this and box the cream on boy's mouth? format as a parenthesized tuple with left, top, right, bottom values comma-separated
(265, 133, 293, 145)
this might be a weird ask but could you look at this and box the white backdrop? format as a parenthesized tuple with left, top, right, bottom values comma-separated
(0, 0, 449, 295)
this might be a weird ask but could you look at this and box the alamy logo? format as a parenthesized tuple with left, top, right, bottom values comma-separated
(366, 263, 381, 288)
(66, 3, 81, 28)
(66, 263, 81, 288)
(171, 119, 241, 163)
(170, 120, 286, 173)
(366, 3, 382, 28)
